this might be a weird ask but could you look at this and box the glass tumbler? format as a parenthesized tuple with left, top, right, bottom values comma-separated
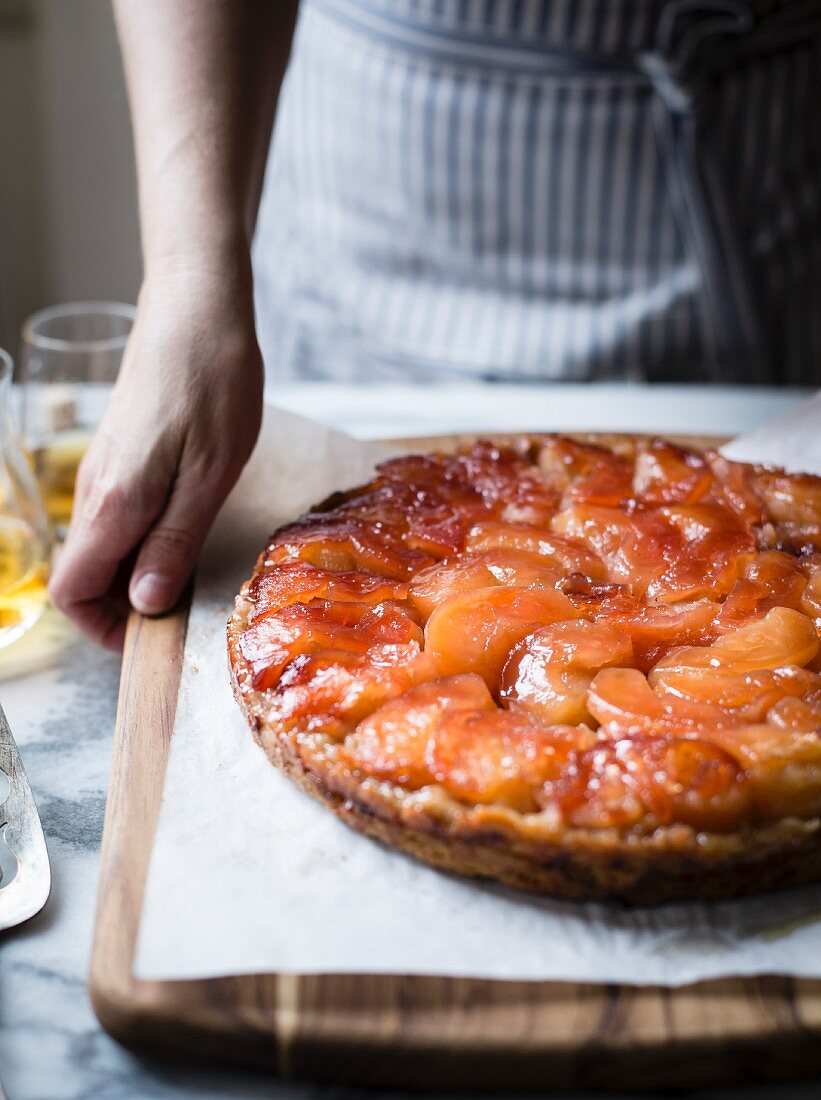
(0, 349, 50, 649)
(19, 301, 136, 537)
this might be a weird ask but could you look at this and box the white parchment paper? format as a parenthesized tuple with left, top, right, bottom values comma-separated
(720, 388, 821, 474)
(135, 403, 821, 984)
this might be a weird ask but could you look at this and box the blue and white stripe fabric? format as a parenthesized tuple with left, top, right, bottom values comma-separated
(253, 0, 821, 386)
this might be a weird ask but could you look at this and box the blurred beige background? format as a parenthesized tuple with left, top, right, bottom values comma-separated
(0, 0, 141, 354)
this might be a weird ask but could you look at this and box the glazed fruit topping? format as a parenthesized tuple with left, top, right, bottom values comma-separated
(240, 435, 821, 834)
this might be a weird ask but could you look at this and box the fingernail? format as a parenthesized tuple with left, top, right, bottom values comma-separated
(131, 572, 171, 614)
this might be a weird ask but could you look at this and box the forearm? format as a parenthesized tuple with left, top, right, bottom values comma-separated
(113, 0, 298, 275)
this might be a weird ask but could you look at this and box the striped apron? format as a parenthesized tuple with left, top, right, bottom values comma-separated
(253, 0, 821, 386)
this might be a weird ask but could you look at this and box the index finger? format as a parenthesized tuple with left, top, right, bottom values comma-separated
(49, 471, 164, 645)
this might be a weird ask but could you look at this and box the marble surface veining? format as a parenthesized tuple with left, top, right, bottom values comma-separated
(1, 383, 820, 1099)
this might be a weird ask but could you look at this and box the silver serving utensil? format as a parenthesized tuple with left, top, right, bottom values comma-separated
(0, 702, 50, 932)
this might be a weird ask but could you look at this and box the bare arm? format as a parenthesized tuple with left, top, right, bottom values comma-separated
(50, 0, 298, 649)
(120, 0, 294, 270)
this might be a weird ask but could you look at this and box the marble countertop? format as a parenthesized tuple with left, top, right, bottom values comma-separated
(1, 382, 820, 1100)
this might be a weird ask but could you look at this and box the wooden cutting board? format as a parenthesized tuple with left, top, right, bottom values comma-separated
(89, 433, 821, 1091)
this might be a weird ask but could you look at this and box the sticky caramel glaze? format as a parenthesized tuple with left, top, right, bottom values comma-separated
(229, 435, 821, 902)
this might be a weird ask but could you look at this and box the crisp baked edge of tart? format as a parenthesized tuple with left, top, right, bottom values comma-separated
(227, 582, 821, 907)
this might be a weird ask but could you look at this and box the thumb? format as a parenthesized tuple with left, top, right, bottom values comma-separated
(128, 487, 219, 615)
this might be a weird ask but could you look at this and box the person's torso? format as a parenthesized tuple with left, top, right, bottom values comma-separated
(254, 0, 821, 386)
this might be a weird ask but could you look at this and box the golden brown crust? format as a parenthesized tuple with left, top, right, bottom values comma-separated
(227, 434, 821, 906)
(230, 651, 819, 906)
(229, 583, 820, 907)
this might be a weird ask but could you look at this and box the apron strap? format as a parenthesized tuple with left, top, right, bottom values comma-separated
(638, 0, 821, 382)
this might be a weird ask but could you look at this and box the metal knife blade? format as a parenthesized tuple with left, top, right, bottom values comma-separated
(0, 703, 50, 931)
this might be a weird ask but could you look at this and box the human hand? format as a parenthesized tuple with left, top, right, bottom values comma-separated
(49, 263, 263, 649)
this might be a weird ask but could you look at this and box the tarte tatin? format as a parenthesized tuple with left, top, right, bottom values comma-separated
(228, 435, 821, 905)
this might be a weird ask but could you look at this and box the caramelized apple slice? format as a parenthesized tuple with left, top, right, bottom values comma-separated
(632, 439, 713, 505)
(490, 461, 562, 525)
(376, 452, 461, 489)
(766, 695, 821, 732)
(800, 556, 821, 640)
(648, 504, 754, 602)
(378, 441, 558, 531)
(410, 549, 563, 620)
(573, 591, 717, 670)
(375, 451, 490, 516)
(376, 482, 482, 557)
(714, 551, 807, 634)
(345, 453, 492, 556)
(270, 644, 438, 739)
(424, 586, 579, 689)
(352, 484, 470, 558)
(240, 599, 423, 690)
(754, 470, 821, 527)
(621, 599, 719, 669)
(267, 516, 434, 578)
(705, 453, 768, 525)
(649, 608, 820, 720)
(466, 521, 607, 580)
(709, 606, 819, 668)
(548, 737, 749, 833)
(500, 621, 633, 725)
(700, 724, 821, 821)
(653, 607, 819, 676)
(587, 667, 740, 734)
(250, 561, 409, 619)
(343, 674, 493, 788)
(586, 667, 665, 730)
(757, 521, 821, 555)
(429, 711, 594, 812)
(538, 436, 633, 506)
(552, 504, 680, 593)
(656, 666, 817, 722)
(457, 439, 557, 520)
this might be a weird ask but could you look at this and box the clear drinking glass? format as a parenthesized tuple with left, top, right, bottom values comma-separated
(0, 349, 50, 649)
(19, 301, 136, 537)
